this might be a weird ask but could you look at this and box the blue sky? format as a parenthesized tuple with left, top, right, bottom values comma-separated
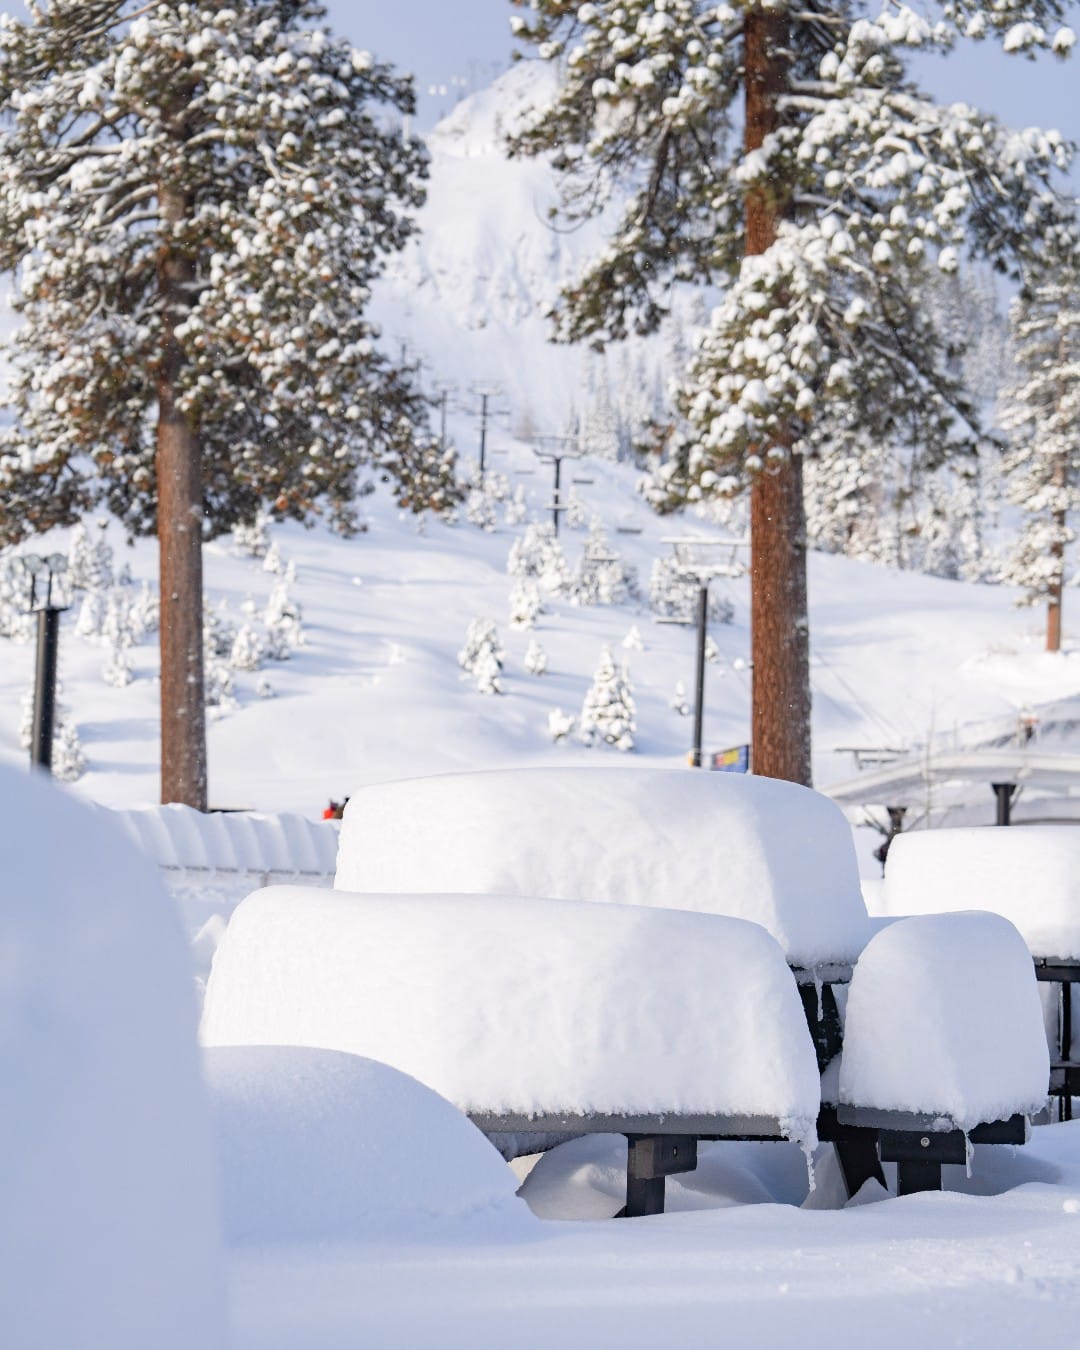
(330, 0, 1079, 164)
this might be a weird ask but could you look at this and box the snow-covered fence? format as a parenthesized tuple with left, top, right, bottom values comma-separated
(91, 802, 339, 887)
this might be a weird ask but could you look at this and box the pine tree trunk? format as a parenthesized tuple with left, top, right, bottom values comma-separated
(744, 8, 812, 785)
(1048, 454, 1067, 653)
(157, 180, 208, 809)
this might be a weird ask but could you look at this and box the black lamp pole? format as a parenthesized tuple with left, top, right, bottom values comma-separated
(25, 554, 69, 774)
(691, 581, 709, 768)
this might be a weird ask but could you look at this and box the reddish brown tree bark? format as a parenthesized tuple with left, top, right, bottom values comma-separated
(744, 8, 812, 785)
(1048, 454, 1066, 653)
(157, 179, 207, 809)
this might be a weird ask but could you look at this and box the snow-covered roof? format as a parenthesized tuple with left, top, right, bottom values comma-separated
(335, 767, 871, 968)
(202, 887, 821, 1139)
(826, 749, 1080, 810)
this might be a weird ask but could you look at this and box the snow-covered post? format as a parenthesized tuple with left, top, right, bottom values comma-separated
(691, 582, 708, 768)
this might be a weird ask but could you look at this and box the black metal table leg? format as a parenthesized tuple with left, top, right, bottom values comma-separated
(896, 1160, 942, 1195)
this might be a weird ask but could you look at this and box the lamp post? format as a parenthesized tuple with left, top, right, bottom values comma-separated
(22, 552, 70, 774)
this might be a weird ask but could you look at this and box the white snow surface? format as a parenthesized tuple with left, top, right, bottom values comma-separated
(202, 886, 821, 1134)
(839, 912, 1050, 1128)
(0, 765, 225, 1350)
(204, 1045, 522, 1245)
(880, 826, 1080, 959)
(335, 767, 871, 967)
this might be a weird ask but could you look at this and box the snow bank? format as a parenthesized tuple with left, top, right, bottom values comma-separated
(882, 826, 1080, 958)
(0, 765, 224, 1350)
(204, 1046, 521, 1244)
(839, 912, 1049, 1129)
(203, 887, 820, 1136)
(335, 768, 870, 968)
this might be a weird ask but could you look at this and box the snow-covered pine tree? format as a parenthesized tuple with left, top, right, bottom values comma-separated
(999, 243, 1080, 650)
(579, 646, 636, 751)
(458, 619, 505, 679)
(232, 510, 271, 559)
(524, 638, 548, 675)
(507, 522, 570, 596)
(509, 577, 543, 630)
(510, 0, 1076, 784)
(504, 485, 528, 527)
(229, 623, 266, 673)
(0, 2, 431, 808)
(67, 520, 114, 592)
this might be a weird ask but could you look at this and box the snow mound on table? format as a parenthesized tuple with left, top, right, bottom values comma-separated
(881, 826, 1080, 959)
(839, 912, 1050, 1129)
(204, 1046, 521, 1244)
(0, 766, 224, 1350)
(335, 768, 870, 968)
(202, 887, 820, 1136)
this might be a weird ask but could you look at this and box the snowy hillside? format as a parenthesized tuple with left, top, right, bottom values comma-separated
(371, 61, 701, 441)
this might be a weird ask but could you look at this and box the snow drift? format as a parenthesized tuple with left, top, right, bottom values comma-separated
(0, 765, 225, 1350)
(204, 1045, 522, 1244)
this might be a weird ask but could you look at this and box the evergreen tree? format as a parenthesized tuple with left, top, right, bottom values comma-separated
(999, 244, 1080, 650)
(0, 1, 431, 807)
(579, 646, 636, 751)
(510, 0, 1075, 783)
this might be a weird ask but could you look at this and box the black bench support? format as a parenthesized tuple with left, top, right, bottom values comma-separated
(621, 1135, 698, 1218)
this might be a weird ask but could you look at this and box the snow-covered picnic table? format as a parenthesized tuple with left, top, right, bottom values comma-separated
(879, 825, 1080, 1119)
(206, 767, 1054, 1206)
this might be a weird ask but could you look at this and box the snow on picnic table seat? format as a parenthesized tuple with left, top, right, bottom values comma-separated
(334, 768, 872, 970)
(879, 826, 1080, 960)
(839, 913, 1050, 1131)
(201, 887, 821, 1140)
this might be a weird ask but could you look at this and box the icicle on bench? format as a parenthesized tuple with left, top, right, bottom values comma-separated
(332, 767, 1050, 1196)
(200, 889, 821, 1218)
(879, 826, 1080, 1122)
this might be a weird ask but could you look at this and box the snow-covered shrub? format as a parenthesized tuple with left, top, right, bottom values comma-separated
(256, 676, 275, 699)
(205, 658, 236, 713)
(507, 522, 570, 596)
(547, 708, 575, 743)
(649, 557, 734, 624)
(264, 578, 304, 659)
(67, 520, 113, 592)
(504, 485, 528, 527)
(509, 577, 542, 630)
(485, 471, 511, 503)
(102, 640, 134, 688)
(262, 540, 284, 574)
(0, 554, 33, 640)
(75, 590, 105, 638)
(459, 619, 504, 694)
(230, 623, 266, 673)
(579, 647, 636, 752)
(564, 489, 587, 531)
(232, 510, 271, 559)
(571, 519, 638, 606)
(705, 635, 720, 663)
(466, 487, 497, 533)
(622, 624, 644, 652)
(524, 638, 548, 675)
(473, 644, 503, 695)
(671, 681, 690, 716)
(203, 600, 237, 658)
(131, 581, 159, 637)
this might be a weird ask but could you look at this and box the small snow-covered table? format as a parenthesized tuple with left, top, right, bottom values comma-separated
(837, 913, 1049, 1194)
(882, 826, 1080, 1120)
(201, 888, 821, 1217)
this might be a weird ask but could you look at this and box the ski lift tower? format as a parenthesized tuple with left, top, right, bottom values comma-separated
(431, 380, 459, 454)
(467, 382, 510, 481)
(533, 436, 587, 538)
(659, 537, 749, 768)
